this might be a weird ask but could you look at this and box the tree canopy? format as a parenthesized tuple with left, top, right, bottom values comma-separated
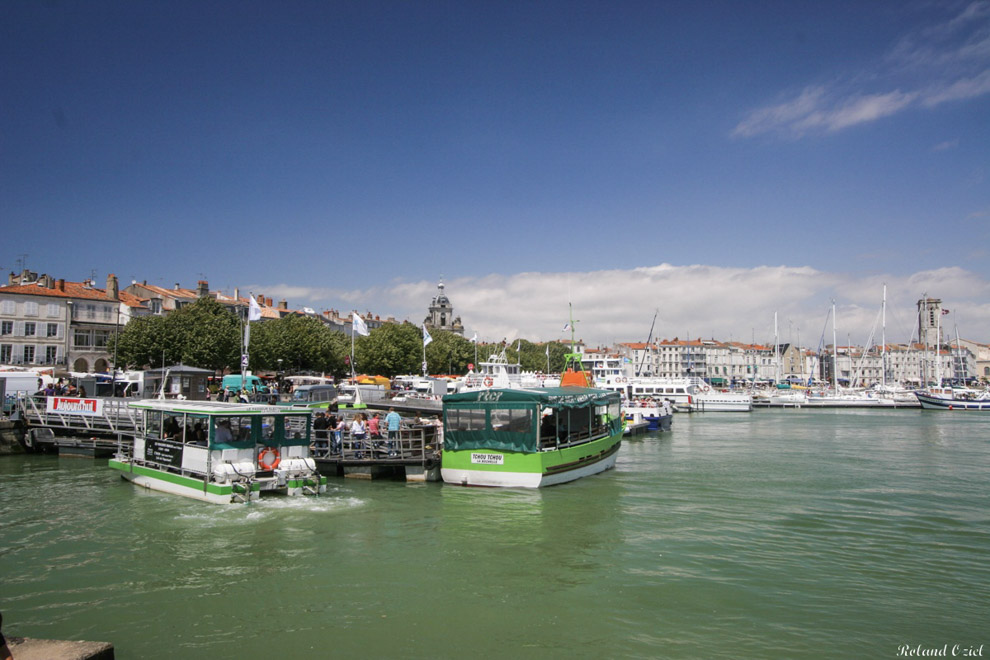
(112, 302, 569, 379)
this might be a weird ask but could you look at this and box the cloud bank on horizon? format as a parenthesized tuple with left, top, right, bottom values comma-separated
(256, 264, 990, 349)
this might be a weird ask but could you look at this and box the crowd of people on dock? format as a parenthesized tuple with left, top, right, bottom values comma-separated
(311, 407, 442, 458)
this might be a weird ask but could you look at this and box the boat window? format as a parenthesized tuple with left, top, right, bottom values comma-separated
(260, 416, 276, 443)
(446, 408, 487, 433)
(146, 410, 162, 439)
(491, 408, 533, 434)
(284, 415, 310, 442)
(163, 414, 184, 440)
(212, 416, 254, 446)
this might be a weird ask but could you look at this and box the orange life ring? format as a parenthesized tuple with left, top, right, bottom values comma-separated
(258, 446, 281, 470)
(484, 377, 493, 387)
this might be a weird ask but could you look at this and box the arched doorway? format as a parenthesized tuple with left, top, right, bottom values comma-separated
(73, 357, 89, 372)
(94, 358, 109, 373)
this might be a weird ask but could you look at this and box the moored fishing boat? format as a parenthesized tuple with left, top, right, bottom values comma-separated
(109, 400, 327, 503)
(914, 386, 990, 411)
(440, 386, 624, 487)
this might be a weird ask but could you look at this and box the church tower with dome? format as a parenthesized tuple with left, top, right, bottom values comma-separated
(424, 279, 464, 336)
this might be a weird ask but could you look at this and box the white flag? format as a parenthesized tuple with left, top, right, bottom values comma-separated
(562, 323, 570, 332)
(352, 312, 369, 337)
(423, 324, 433, 347)
(248, 295, 262, 322)
(471, 332, 478, 343)
(545, 344, 549, 356)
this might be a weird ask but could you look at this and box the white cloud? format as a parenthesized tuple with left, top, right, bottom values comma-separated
(259, 265, 990, 348)
(734, 3, 990, 138)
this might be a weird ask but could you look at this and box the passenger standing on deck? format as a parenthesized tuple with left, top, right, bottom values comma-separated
(385, 407, 402, 457)
(350, 413, 368, 457)
(313, 412, 329, 454)
(332, 416, 345, 453)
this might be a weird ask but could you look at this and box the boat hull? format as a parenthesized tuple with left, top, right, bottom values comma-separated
(441, 431, 622, 488)
(915, 392, 990, 411)
(110, 459, 328, 504)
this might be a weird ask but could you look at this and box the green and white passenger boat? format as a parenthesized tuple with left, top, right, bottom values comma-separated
(109, 400, 327, 504)
(441, 386, 624, 488)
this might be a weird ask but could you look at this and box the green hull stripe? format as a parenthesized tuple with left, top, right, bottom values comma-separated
(109, 459, 234, 496)
(441, 432, 622, 475)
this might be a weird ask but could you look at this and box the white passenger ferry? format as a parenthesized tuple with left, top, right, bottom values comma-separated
(109, 400, 327, 504)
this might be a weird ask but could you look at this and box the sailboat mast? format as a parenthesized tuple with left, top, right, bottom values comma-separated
(881, 284, 887, 389)
(774, 311, 780, 385)
(832, 299, 838, 391)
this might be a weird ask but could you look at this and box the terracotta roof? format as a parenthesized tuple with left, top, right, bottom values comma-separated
(130, 283, 199, 300)
(1, 281, 144, 307)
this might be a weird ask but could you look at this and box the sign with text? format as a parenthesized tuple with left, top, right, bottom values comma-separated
(144, 438, 184, 469)
(471, 452, 504, 465)
(46, 397, 104, 416)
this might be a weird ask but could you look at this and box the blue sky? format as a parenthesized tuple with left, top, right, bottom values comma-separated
(2, 1, 988, 346)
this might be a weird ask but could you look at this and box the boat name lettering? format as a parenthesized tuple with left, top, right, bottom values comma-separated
(471, 453, 505, 465)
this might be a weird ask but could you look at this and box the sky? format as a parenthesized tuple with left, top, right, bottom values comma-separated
(2, 1, 989, 348)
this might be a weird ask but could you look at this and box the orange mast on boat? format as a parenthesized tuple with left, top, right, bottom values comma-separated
(559, 302, 592, 388)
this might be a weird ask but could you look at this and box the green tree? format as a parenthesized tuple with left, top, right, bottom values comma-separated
(354, 322, 422, 377)
(425, 329, 475, 375)
(111, 314, 184, 369)
(176, 297, 241, 373)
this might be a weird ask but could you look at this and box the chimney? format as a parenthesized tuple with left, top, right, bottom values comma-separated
(174, 283, 181, 290)
(233, 287, 239, 301)
(197, 280, 209, 298)
(107, 274, 119, 300)
(278, 300, 288, 310)
(57, 279, 65, 292)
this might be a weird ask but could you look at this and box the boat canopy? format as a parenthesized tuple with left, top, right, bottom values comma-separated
(442, 386, 621, 454)
(128, 400, 312, 449)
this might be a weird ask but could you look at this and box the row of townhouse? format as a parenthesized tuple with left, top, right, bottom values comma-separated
(0, 270, 393, 375)
(602, 337, 983, 387)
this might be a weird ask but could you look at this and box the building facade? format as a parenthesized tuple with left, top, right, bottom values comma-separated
(1, 272, 145, 373)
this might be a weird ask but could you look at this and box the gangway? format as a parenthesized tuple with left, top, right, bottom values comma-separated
(15, 394, 142, 448)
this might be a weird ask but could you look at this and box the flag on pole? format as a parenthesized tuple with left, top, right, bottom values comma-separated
(562, 323, 570, 332)
(545, 344, 549, 356)
(352, 312, 369, 337)
(516, 340, 521, 352)
(248, 295, 262, 322)
(471, 332, 478, 343)
(423, 324, 433, 347)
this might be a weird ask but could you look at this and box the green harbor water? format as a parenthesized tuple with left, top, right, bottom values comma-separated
(2, 409, 989, 659)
